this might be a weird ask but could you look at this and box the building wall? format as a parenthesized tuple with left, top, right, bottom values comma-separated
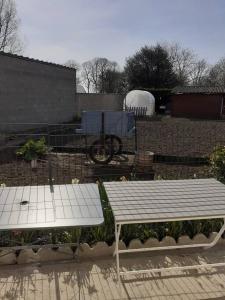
(76, 93, 124, 116)
(171, 94, 224, 119)
(0, 53, 76, 125)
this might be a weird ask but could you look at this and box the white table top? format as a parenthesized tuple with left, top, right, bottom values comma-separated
(104, 179, 225, 224)
(0, 183, 103, 230)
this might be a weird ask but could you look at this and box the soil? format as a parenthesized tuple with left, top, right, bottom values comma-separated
(0, 153, 138, 186)
(0, 152, 210, 186)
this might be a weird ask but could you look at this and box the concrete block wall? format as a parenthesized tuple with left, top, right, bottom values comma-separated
(0, 53, 76, 125)
(76, 93, 124, 116)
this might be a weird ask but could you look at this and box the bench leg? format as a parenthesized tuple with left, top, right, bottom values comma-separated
(115, 223, 121, 282)
(204, 218, 225, 249)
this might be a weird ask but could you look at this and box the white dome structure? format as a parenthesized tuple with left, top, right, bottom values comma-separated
(124, 90, 155, 116)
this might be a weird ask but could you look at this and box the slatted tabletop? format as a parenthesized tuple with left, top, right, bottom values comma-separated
(0, 183, 103, 230)
(104, 179, 225, 223)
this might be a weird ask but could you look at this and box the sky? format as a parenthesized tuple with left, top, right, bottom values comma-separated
(16, 0, 225, 68)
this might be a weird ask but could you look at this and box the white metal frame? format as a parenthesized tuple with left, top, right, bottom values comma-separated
(0, 242, 78, 251)
(114, 218, 225, 281)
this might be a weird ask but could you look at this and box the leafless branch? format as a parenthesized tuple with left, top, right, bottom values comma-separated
(0, 0, 23, 53)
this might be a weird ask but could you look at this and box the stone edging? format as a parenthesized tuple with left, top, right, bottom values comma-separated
(0, 233, 224, 265)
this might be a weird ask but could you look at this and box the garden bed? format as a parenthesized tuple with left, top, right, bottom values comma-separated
(0, 151, 210, 186)
(0, 152, 156, 186)
(153, 162, 210, 179)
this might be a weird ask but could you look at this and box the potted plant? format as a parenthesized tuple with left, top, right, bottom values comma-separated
(16, 137, 48, 168)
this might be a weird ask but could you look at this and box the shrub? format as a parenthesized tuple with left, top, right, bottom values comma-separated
(16, 137, 48, 161)
(210, 145, 225, 183)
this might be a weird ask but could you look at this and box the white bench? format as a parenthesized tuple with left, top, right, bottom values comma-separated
(104, 178, 225, 281)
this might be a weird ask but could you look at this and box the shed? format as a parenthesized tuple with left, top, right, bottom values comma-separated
(171, 86, 225, 119)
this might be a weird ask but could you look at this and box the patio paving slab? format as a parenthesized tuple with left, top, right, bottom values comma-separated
(1, 246, 225, 299)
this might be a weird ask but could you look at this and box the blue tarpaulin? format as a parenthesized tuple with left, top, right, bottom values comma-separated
(77, 111, 135, 137)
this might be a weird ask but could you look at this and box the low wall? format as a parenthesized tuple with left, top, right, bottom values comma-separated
(76, 93, 124, 116)
(137, 117, 225, 157)
(0, 233, 223, 265)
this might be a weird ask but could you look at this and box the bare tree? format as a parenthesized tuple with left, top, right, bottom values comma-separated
(89, 58, 100, 92)
(0, 0, 23, 53)
(81, 57, 119, 93)
(64, 59, 80, 70)
(165, 42, 208, 86)
(95, 58, 118, 92)
(167, 43, 195, 84)
(189, 59, 209, 85)
(64, 59, 80, 85)
(206, 58, 225, 87)
(81, 61, 92, 93)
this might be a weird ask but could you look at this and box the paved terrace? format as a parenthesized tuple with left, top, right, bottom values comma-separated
(1, 246, 225, 299)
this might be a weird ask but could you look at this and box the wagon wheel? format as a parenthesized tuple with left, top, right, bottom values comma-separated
(89, 139, 113, 164)
(105, 135, 123, 155)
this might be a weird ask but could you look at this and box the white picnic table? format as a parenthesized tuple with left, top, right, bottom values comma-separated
(0, 183, 103, 249)
(104, 178, 225, 281)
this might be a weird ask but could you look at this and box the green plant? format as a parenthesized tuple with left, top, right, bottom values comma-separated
(210, 145, 225, 183)
(83, 182, 115, 245)
(166, 221, 183, 241)
(16, 137, 48, 161)
(49, 228, 81, 244)
(182, 220, 202, 238)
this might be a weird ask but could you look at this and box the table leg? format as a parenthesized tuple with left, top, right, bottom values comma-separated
(204, 218, 225, 249)
(117, 218, 225, 278)
(115, 222, 121, 282)
(75, 227, 80, 262)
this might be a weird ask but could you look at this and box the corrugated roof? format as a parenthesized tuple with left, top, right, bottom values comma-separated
(172, 86, 225, 94)
(0, 51, 76, 71)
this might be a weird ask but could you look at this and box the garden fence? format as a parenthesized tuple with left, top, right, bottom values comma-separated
(1, 119, 225, 187)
